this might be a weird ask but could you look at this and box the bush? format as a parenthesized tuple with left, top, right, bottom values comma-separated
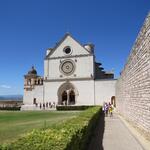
(0, 107, 21, 111)
(1, 106, 102, 150)
(56, 105, 95, 111)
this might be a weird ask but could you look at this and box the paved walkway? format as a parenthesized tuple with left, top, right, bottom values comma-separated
(88, 113, 145, 150)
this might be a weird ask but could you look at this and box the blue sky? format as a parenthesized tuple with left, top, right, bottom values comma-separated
(0, 0, 149, 95)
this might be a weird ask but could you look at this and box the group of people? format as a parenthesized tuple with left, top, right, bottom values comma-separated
(103, 102, 114, 117)
(35, 102, 56, 109)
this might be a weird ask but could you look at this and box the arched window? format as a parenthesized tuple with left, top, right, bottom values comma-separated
(41, 79, 43, 85)
(38, 80, 40, 85)
(28, 79, 31, 85)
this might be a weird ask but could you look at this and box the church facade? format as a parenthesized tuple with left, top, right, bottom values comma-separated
(22, 34, 116, 110)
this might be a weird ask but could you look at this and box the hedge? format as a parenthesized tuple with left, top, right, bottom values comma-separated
(1, 106, 102, 150)
(56, 105, 95, 111)
(0, 107, 21, 111)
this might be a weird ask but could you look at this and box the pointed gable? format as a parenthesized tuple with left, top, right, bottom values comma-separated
(46, 33, 91, 59)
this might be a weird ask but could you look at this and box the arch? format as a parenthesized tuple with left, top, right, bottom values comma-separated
(62, 91, 67, 105)
(38, 80, 40, 85)
(34, 80, 37, 85)
(111, 96, 116, 107)
(69, 90, 75, 105)
(28, 79, 31, 85)
(57, 82, 78, 105)
(33, 98, 36, 104)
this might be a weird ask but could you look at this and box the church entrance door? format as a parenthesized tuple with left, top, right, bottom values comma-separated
(62, 91, 67, 105)
(58, 82, 78, 105)
(69, 90, 75, 105)
(61, 90, 75, 105)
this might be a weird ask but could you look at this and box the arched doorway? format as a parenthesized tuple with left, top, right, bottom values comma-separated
(57, 82, 78, 105)
(62, 91, 67, 105)
(33, 98, 36, 104)
(69, 90, 75, 105)
(111, 96, 116, 107)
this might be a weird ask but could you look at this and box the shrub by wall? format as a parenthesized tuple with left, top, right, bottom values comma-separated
(1, 106, 101, 150)
(56, 105, 95, 111)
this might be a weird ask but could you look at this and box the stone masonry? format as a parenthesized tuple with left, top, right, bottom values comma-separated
(116, 12, 150, 138)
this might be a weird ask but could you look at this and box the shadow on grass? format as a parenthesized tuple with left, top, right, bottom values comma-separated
(88, 112, 105, 150)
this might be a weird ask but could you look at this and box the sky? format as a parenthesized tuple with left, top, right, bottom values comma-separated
(0, 0, 149, 95)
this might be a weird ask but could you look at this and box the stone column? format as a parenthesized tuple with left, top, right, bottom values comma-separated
(66, 90, 70, 105)
(31, 79, 35, 85)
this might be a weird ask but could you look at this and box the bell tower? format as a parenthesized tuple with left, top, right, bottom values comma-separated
(24, 66, 43, 91)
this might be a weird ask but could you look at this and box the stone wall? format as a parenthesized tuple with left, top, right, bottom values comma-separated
(95, 79, 116, 105)
(116, 13, 150, 137)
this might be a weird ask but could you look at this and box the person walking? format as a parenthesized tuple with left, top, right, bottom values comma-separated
(40, 103, 42, 109)
(109, 104, 113, 117)
(103, 103, 109, 117)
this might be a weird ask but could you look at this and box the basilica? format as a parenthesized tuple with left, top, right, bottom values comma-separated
(22, 33, 116, 110)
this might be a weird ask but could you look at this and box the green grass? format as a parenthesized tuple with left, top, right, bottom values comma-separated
(0, 110, 80, 144)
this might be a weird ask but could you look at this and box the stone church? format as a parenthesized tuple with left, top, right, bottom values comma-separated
(22, 33, 116, 110)
(22, 12, 150, 139)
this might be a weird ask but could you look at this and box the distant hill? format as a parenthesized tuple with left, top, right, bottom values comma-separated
(0, 95, 23, 101)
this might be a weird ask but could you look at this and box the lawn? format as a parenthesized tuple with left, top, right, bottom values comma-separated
(0, 110, 80, 144)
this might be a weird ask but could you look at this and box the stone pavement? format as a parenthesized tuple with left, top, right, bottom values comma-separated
(88, 113, 145, 150)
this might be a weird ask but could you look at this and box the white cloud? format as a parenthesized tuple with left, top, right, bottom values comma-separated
(0, 85, 11, 89)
